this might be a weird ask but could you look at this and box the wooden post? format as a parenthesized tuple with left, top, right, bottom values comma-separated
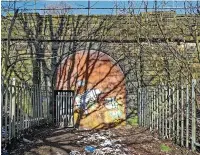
(191, 79, 196, 151)
(11, 78, 16, 138)
(186, 84, 189, 148)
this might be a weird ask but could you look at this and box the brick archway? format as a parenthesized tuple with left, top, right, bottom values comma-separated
(56, 50, 126, 129)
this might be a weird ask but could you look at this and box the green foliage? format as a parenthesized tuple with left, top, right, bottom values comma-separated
(160, 144, 171, 152)
(127, 116, 138, 126)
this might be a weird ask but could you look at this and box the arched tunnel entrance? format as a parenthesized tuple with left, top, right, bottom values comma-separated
(55, 50, 126, 129)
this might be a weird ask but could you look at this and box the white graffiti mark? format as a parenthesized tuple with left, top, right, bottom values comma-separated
(104, 97, 119, 110)
(75, 89, 101, 110)
(109, 110, 123, 119)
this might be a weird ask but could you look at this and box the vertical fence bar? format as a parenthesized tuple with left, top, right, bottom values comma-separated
(139, 88, 141, 126)
(143, 89, 145, 127)
(5, 86, 8, 142)
(22, 84, 25, 132)
(159, 85, 162, 137)
(19, 84, 22, 135)
(191, 79, 196, 151)
(150, 91, 153, 131)
(56, 94, 58, 126)
(65, 92, 68, 127)
(153, 90, 155, 129)
(47, 94, 50, 123)
(137, 88, 140, 126)
(186, 84, 189, 148)
(25, 85, 28, 129)
(16, 82, 19, 137)
(34, 85, 37, 125)
(165, 87, 168, 138)
(71, 92, 74, 127)
(156, 87, 159, 130)
(176, 85, 180, 144)
(162, 86, 165, 138)
(27, 87, 30, 129)
(37, 85, 39, 126)
(1, 83, 3, 143)
(168, 87, 171, 139)
(9, 82, 12, 142)
(61, 92, 64, 127)
(141, 88, 144, 127)
(144, 89, 147, 127)
(11, 78, 16, 139)
(181, 85, 184, 146)
(172, 86, 175, 141)
(31, 86, 33, 126)
(39, 86, 42, 121)
(168, 86, 172, 138)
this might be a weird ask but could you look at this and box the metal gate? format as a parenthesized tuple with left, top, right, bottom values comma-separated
(55, 91, 74, 128)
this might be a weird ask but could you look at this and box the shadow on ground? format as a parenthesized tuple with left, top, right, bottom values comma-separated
(7, 124, 200, 155)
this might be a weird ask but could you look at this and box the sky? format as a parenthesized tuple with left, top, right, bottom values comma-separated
(1, 1, 200, 15)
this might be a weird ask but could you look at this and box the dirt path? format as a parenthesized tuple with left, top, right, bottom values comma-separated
(8, 125, 200, 155)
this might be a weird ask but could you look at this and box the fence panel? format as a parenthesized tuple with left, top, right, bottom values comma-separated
(138, 79, 199, 151)
(1, 78, 51, 145)
(55, 91, 74, 128)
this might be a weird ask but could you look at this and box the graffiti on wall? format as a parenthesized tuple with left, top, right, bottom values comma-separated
(56, 50, 126, 129)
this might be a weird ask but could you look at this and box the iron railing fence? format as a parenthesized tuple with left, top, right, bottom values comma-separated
(138, 79, 200, 151)
(1, 78, 51, 144)
(55, 91, 74, 128)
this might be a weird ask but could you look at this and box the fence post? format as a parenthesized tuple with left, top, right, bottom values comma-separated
(11, 78, 16, 139)
(191, 79, 196, 151)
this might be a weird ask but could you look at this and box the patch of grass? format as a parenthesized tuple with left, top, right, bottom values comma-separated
(127, 116, 138, 126)
(160, 144, 171, 152)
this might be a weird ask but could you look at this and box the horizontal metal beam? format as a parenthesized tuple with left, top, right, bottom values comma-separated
(1, 38, 198, 43)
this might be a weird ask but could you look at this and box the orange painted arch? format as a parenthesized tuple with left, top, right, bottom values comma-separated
(56, 50, 126, 129)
